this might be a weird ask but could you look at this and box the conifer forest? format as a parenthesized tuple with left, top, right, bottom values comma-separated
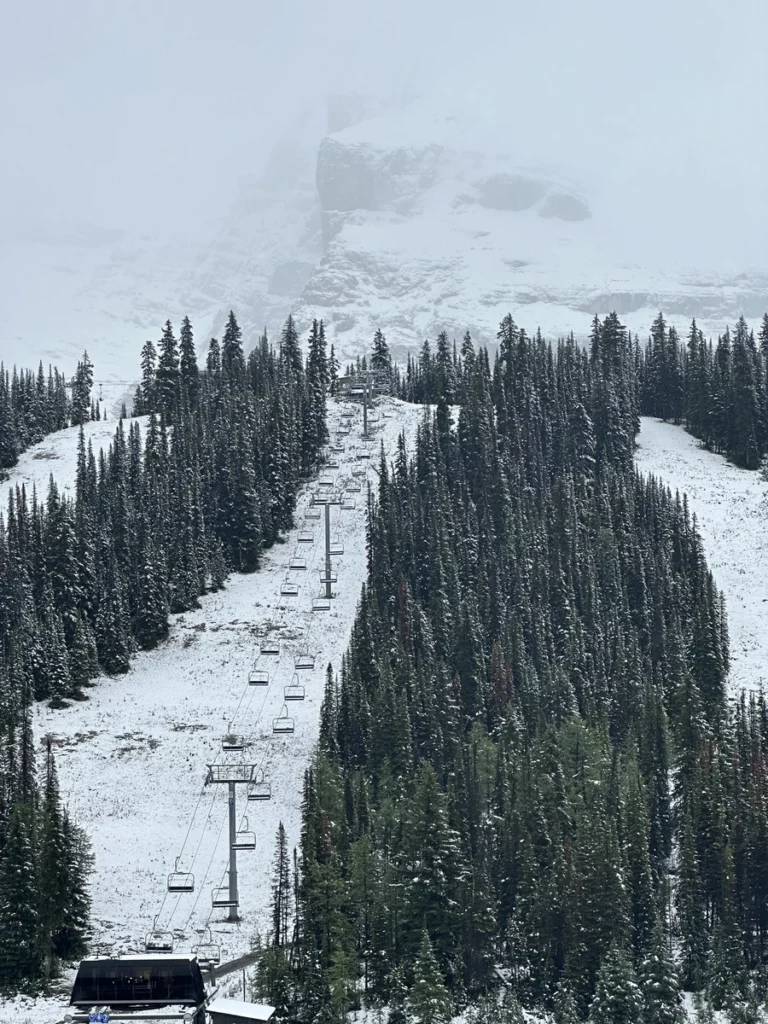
(3, 307, 768, 1024)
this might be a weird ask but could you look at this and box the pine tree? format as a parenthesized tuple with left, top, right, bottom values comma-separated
(272, 822, 291, 947)
(639, 927, 683, 1024)
(0, 805, 43, 992)
(408, 931, 452, 1024)
(588, 945, 643, 1024)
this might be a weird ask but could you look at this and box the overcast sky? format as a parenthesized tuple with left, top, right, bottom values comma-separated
(1, 0, 767, 265)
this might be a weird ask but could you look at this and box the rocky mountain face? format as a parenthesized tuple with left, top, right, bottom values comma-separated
(2, 93, 766, 392)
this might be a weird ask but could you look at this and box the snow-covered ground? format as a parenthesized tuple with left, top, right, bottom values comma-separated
(0, 398, 423, 1024)
(635, 417, 768, 696)
(0, 417, 145, 511)
(4, 412, 766, 1023)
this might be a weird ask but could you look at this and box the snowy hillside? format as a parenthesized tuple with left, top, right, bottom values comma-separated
(0, 397, 422, 1024)
(3, 92, 766, 389)
(635, 418, 768, 696)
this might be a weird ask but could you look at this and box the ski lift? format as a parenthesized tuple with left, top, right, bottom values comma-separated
(222, 731, 245, 752)
(312, 596, 331, 612)
(320, 568, 338, 585)
(260, 638, 280, 656)
(295, 651, 315, 670)
(341, 409, 355, 419)
(341, 497, 356, 510)
(304, 507, 321, 521)
(362, 437, 376, 447)
(329, 536, 344, 556)
(272, 706, 295, 734)
(356, 451, 372, 460)
(233, 818, 257, 851)
(249, 667, 269, 686)
(248, 772, 272, 801)
(318, 478, 334, 490)
(194, 928, 221, 967)
(145, 916, 174, 953)
(297, 529, 314, 543)
(326, 457, 341, 468)
(284, 680, 305, 701)
(289, 551, 308, 569)
(212, 883, 238, 909)
(351, 467, 366, 478)
(346, 479, 361, 493)
(167, 858, 195, 893)
(280, 581, 299, 597)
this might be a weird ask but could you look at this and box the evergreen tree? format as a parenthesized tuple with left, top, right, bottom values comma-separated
(408, 931, 452, 1024)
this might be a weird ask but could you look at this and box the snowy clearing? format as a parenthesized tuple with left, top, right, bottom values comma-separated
(0, 398, 423, 1024)
(0, 416, 147, 512)
(635, 417, 768, 696)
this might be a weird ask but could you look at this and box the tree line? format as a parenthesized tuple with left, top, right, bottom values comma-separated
(256, 314, 767, 1024)
(0, 311, 330, 992)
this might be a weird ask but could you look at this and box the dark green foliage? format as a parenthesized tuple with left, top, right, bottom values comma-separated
(408, 931, 452, 1024)
(286, 312, 767, 1021)
(0, 360, 70, 473)
(0, 310, 326, 993)
(640, 314, 768, 469)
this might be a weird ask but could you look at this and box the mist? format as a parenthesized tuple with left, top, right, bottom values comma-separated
(1, 0, 767, 326)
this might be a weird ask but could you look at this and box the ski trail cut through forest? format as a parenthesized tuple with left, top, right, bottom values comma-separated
(635, 417, 768, 696)
(24, 398, 422, 967)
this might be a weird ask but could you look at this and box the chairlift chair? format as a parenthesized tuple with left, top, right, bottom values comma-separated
(285, 681, 306, 701)
(320, 568, 338, 585)
(289, 551, 308, 569)
(318, 478, 334, 490)
(222, 731, 245, 752)
(233, 819, 257, 851)
(168, 858, 195, 893)
(260, 638, 280, 656)
(297, 530, 314, 543)
(341, 498, 356, 510)
(272, 706, 295, 734)
(312, 596, 331, 612)
(145, 916, 174, 953)
(356, 451, 372, 460)
(351, 467, 366, 478)
(280, 581, 300, 597)
(326, 457, 341, 468)
(295, 651, 315, 670)
(304, 507, 321, 521)
(212, 884, 238, 909)
(341, 409, 355, 419)
(329, 537, 344, 556)
(248, 773, 272, 801)
(194, 929, 221, 967)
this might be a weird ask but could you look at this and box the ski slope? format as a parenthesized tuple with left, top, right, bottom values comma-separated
(635, 417, 768, 696)
(4, 412, 767, 1024)
(0, 397, 423, 1024)
(0, 417, 147, 512)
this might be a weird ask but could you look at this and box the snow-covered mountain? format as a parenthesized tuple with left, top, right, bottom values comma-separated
(2, 91, 766, 392)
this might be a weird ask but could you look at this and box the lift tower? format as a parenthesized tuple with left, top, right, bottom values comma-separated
(205, 764, 259, 921)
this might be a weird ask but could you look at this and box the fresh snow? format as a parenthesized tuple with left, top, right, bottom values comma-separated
(0, 417, 146, 512)
(0, 398, 422, 1024)
(3, 411, 767, 1023)
(635, 417, 768, 696)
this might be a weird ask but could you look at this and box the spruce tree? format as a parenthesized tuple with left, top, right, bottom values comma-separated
(408, 931, 452, 1024)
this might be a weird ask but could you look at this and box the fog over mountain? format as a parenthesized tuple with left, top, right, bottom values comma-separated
(2, 0, 767, 387)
